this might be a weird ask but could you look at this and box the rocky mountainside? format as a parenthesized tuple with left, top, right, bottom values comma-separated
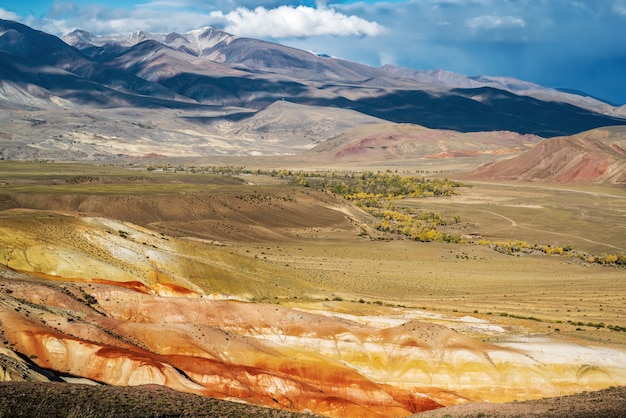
(65, 26, 626, 117)
(381, 66, 626, 119)
(61, 25, 626, 135)
(63, 26, 235, 57)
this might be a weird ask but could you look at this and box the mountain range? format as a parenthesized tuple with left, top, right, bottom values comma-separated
(1, 19, 626, 166)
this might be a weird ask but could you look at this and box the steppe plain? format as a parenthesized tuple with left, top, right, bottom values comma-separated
(1, 159, 626, 417)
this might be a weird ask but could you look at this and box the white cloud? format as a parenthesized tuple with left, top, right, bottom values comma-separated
(213, 5, 385, 38)
(4, 3, 383, 39)
(612, 2, 626, 16)
(0, 8, 20, 21)
(465, 15, 526, 30)
(378, 50, 396, 67)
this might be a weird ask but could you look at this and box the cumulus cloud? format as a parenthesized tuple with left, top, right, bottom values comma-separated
(4, 2, 383, 39)
(212, 5, 385, 38)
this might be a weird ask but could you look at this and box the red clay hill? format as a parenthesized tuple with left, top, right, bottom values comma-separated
(464, 126, 626, 185)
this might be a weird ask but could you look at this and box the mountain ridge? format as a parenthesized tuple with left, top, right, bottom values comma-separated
(66, 27, 623, 111)
(63, 26, 236, 57)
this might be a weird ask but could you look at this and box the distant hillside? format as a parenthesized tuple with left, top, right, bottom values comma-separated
(464, 126, 626, 185)
(309, 123, 542, 162)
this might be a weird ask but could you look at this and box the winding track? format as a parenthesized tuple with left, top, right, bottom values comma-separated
(452, 180, 626, 252)
(479, 207, 626, 251)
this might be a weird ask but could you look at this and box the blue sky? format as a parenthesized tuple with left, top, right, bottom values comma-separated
(2, 0, 626, 104)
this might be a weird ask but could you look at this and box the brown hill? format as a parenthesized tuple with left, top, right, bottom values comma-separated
(309, 123, 542, 162)
(0, 381, 317, 417)
(206, 100, 384, 152)
(465, 126, 626, 185)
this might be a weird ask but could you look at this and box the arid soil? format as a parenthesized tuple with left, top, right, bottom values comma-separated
(309, 123, 542, 162)
(415, 385, 626, 417)
(0, 381, 317, 417)
(464, 126, 626, 185)
(1, 382, 623, 418)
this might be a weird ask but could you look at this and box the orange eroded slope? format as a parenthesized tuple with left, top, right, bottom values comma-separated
(3, 276, 626, 417)
(0, 278, 444, 416)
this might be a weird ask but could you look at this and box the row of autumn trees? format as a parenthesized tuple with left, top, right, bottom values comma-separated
(282, 171, 468, 243)
(477, 239, 626, 266)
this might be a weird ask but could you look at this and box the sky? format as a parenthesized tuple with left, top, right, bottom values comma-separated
(2, 0, 626, 105)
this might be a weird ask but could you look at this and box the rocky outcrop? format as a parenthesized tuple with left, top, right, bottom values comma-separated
(0, 348, 53, 382)
(0, 278, 443, 416)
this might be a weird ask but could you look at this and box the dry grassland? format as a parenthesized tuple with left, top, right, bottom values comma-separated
(414, 181, 626, 254)
(1, 162, 626, 367)
(232, 237, 626, 345)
